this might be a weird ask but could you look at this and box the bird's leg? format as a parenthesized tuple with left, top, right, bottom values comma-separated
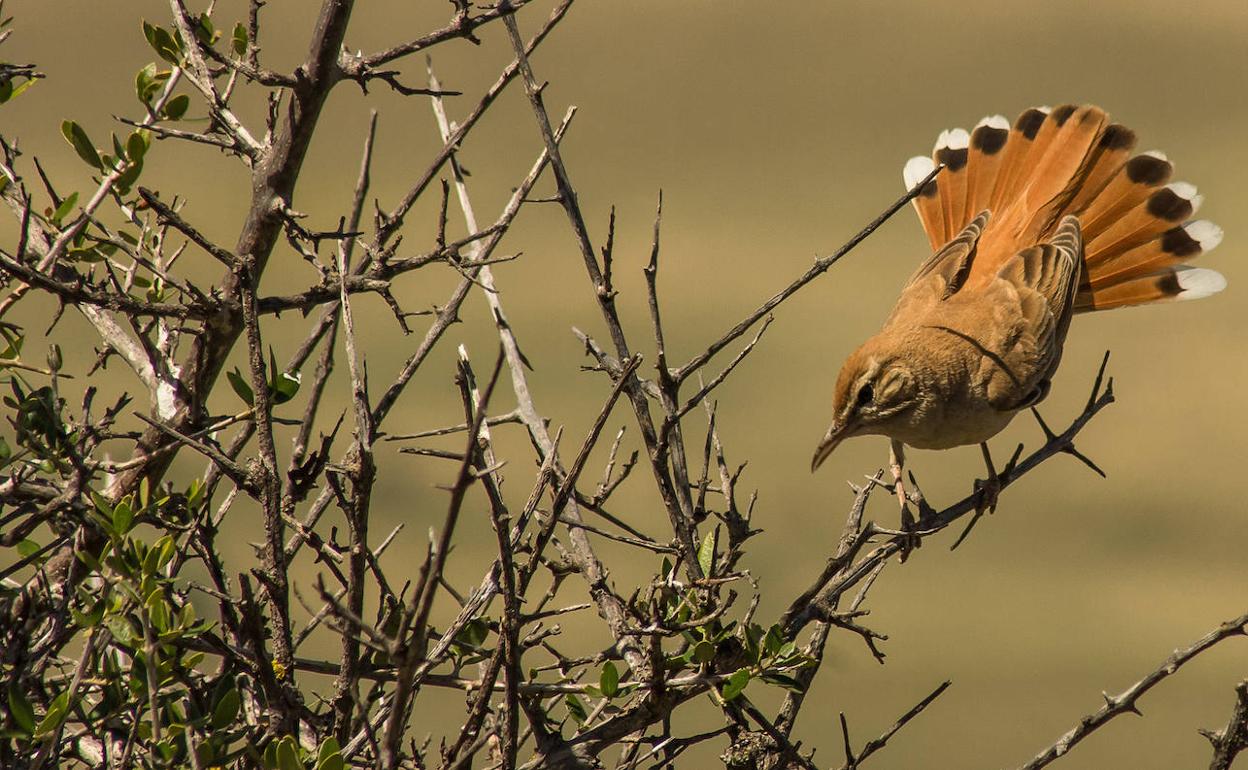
(889, 439, 920, 560)
(974, 442, 1001, 515)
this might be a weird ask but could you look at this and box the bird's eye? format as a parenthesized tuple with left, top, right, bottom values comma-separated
(856, 384, 874, 406)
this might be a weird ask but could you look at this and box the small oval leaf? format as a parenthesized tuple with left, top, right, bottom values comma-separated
(599, 661, 619, 699)
(721, 668, 750, 701)
(7, 688, 35, 735)
(61, 121, 102, 169)
(212, 688, 240, 730)
(162, 94, 190, 121)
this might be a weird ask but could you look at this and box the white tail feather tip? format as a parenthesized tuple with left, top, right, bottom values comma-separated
(1167, 181, 1203, 213)
(1174, 267, 1227, 300)
(976, 114, 1010, 130)
(1142, 149, 1168, 161)
(1184, 220, 1223, 252)
(1168, 181, 1198, 199)
(903, 156, 936, 190)
(944, 128, 970, 150)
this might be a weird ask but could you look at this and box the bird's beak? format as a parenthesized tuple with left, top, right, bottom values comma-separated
(811, 421, 850, 472)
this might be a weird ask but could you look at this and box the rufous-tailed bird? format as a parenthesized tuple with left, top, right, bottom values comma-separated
(811, 104, 1225, 545)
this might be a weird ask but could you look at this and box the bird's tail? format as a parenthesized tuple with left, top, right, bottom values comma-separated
(902, 104, 1225, 312)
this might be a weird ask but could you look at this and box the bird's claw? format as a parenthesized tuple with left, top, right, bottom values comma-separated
(974, 442, 1002, 515)
(898, 502, 922, 562)
(973, 475, 1000, 515)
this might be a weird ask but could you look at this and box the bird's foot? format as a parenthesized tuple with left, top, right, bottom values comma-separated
(888, 440, 922, 562)
(898, 502, 922, 562)
(974, 442, 1001, 515)
(973, 475, 1001, 516)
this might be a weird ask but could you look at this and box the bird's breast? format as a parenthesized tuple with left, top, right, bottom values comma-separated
(885, 324, 1018, 449)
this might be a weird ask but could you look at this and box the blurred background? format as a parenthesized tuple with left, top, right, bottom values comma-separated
(4, 0, 1246, 767)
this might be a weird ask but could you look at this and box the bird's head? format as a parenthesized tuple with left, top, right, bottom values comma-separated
(811, 337, 920, 471)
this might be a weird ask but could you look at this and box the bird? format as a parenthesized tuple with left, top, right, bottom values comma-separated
(810, 104, 1225, 546)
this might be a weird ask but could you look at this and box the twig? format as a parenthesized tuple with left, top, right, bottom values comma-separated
(836, 681, 950, 770)
(1016, 611, 1248, 770)
(675, 163, 942, 382)
(1202, 680, 1248, 770)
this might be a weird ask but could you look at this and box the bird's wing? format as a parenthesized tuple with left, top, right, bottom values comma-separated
(976, 216, 1084, 411)
(884, 210, 991, 327)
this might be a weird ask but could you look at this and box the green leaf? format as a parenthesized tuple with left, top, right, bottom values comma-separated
(135, 63, 160, 104)
(599, 662, 619, 699)
(186, 478, 205, 510)
(760, 672, 806, 692)
(721, 668, 750, 701)
(16, 539, 40, 559)
(33, 691, 69, 738)
(162, 94, 190, 121)
(91, 491, 113, 515)
(126, 130, 150, 163)
(155, 535, 176, 569)
(564, 695, 587, 724)
(0, 329, 20, 361)
(692, 640, 716, 664)
(211, 688, 240, 730)
(179, 601, 197, 630)
(147, 590, 170, 633)
(269, 348, 301, 404)
(70, 599, 105, 628)
(272, 371, 300, 404)
(232, 22, 248, 56)
(763, 625, 783, 657)
(112, 499, 134, 534)
(275, 735, 302, 770)
(7, 688, 35, 735)
(60, 121, 102, 169)
(0, 77, 37, 104)
(697, 526, 718, 577)
(142, 21, 181, 64)
(51, 191, 80, 226)
(226, 368, 254, 406)
(316, 737, 344, 770)
(455, 618, 488, 649)
(194, 13, 217, 46)
(116, 157, 143, 195)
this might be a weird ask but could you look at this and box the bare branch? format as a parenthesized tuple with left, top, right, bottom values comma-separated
(1016, 611, 1248, 770)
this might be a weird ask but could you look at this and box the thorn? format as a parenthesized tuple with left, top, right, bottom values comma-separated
(905, 470, 926, 504)
(950, 510, 984, 551)
(1001, 442, 1025, 478)
(866, 474, 894, 493)
(1087, 350, 1112, 409)
(1030, 407, 1057, 440)
(1063, 443, 1106, 478)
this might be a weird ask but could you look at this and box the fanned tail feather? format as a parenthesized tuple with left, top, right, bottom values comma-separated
(900, 104, 1225, 311)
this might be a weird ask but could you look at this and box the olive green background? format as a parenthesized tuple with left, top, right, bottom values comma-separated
(4, 1, 1247, 767)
